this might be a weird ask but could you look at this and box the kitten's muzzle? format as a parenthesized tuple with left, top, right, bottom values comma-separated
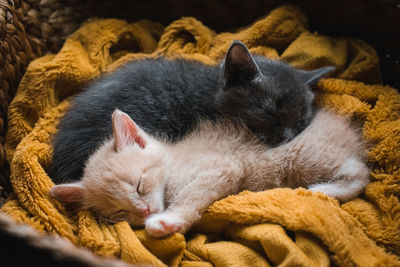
(138, 207, 151, 217)
(138, 205, 159, 218)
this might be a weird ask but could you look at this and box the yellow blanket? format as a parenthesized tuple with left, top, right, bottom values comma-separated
(2, 5, 400, 266)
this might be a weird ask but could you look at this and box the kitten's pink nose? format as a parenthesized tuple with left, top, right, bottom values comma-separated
(138, 208, 151, 217)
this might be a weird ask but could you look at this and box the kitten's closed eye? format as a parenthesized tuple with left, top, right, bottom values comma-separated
(101, 209, 129, 224)
(113, 209, 128, 217)
(269, 113, 280, 123)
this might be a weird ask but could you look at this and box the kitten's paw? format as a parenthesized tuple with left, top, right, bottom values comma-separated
(145, 213, 184, 237)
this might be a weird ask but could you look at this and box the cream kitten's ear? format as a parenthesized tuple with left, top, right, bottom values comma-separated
(111, 109, 147, 152)
(50, 183, 84, 203)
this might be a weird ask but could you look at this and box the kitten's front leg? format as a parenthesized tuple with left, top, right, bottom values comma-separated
(145, 182, 231, 237)
(145, 167, 239, 237)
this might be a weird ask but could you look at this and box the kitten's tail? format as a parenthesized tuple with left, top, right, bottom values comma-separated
(307, 157, 370, 202)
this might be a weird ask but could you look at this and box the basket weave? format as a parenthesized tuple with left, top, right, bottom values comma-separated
(0, 0, 399, 265)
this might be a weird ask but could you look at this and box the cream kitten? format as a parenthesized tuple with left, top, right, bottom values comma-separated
(50, 109, 369, 237)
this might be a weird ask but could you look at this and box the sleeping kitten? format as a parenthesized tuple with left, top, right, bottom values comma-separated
(50, 40, 334, 183)
(51, 109, 369, 237)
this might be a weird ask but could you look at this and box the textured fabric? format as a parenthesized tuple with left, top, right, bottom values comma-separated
(1, 5, 399, 266)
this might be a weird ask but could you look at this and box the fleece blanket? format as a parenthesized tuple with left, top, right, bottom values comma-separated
(1, 5, 400, 266)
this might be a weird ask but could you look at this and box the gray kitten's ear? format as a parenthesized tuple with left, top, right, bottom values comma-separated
(50, 183, 84, 203)
(112, 109, 147, 152)
(299, 66, 335, 86)
(221, 40, 260, 90)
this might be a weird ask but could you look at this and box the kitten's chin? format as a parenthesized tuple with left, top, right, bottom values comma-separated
(128, 216, 146, 227)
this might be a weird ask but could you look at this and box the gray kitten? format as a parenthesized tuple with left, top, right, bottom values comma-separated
(51, 109, 369, 237)
(50, 40, 333, 183)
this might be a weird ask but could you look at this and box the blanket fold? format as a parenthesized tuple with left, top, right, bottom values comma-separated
(2, 5, 400, 266)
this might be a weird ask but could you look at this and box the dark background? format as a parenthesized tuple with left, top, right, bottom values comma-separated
(62, 0, 400, 88)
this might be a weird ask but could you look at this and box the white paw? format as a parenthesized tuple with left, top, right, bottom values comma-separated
(308, 181, 366, 202)
(145, 213, 185, 237)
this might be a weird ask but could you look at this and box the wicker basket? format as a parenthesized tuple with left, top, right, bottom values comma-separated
(0, 0, 399, 265)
